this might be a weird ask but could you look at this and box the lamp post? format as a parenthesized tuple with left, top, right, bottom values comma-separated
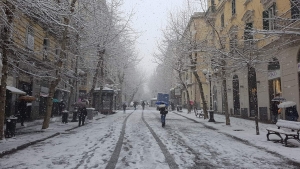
(203, 69, 215, 122)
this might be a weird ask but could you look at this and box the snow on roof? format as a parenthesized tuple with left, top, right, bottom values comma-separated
(6, 86, 26, 95)
(150, 98, 157, 100)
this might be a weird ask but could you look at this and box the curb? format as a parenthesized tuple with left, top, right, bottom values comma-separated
(0, 116, 106, 158)
(0, 132, 60, 158)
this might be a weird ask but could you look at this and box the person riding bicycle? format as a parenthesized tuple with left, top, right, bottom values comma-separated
(158, 104, 168, 127)
(141, 101, 145, 110)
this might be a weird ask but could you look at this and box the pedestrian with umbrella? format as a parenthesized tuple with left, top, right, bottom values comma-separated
(278, 101, 299, 121)
(78, 100, 88, 126)
(270, 101, 280, 123)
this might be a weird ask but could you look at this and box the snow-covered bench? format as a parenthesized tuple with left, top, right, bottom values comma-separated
(266, 119, 300, 146)
(195, 109, 204, 118)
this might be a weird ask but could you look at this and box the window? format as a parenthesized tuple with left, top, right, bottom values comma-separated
(55, 46, 61, 56)
(221, 13, 224, 28)
(268, 57, 280, 70)
(43, 38, 49, 51)
(229, 35, 237, 52)
(244, 23, 253, 40)
(232, 0, 236, 16)
(262, 11, 269, 30)
(291, 0, 300, 19)
(262, 4, 276, 30)
(27, 26, 34, 50)
(43, 38, 50, 60)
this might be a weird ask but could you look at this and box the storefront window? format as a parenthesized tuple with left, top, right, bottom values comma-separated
(268, 57, 281, 120)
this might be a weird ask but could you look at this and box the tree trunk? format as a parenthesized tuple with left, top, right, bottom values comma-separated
(67, 34, 79, 111)
(177, 70, 191, 113)
(185, 87, 191, 113)
(89, 48, 105, 107)
(193, 71, 209, 119)
(221, 66, 230, 125)
(42, 0, 77, 128)
(0, 3, 14, 140)
(42, 80, 59, 129)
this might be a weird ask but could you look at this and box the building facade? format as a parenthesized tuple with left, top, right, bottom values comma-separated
(182, 0, 300, 121)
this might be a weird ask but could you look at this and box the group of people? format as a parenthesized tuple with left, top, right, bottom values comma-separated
(122, 101, 146, 113)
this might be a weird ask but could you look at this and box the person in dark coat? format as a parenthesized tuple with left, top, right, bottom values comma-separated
(271, 101, 279, 123)
(159, 104, 168, 127)
(122, 103, 127, 113)
(141, 101, 145, 110)
(171, 102, 175, 111)
(133, 102, 137, 110)
(78, 105, 87, 126)
(286, 106, 299, 121)
(59, 100, 66, 116)
(18, 100, 27, 126)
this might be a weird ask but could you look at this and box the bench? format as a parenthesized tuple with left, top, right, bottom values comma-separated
(195, 109, 204, 118)
(266, 119, 300, 146)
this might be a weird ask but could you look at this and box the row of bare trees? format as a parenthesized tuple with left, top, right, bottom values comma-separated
(0, 0, 141, 140)
(152, 0, 300, 135)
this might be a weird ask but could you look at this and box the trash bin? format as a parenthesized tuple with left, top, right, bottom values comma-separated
(86, 108, 95, 120)
(208, 110, 215, 122)
(5, 116, 18, 138)
(177, 105, 182, 112)
(62, 110, 69, 123)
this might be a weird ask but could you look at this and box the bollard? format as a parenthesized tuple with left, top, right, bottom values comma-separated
(208, 110, 215, 122)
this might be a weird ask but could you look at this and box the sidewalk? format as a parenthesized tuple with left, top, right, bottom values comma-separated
(174, 109, 300, 164)
(0, 113, 106, 157)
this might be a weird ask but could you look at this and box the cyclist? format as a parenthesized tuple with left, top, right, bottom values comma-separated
(141, 101, 145, 110)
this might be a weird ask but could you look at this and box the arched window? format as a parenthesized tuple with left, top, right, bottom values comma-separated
(268, 57, 280, 70)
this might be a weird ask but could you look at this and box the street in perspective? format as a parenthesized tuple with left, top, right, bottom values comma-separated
(1, 106, 300, 169)
(1, 0, 300, 169)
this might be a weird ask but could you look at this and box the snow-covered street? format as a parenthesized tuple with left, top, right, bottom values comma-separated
(1, 107, 300, 169)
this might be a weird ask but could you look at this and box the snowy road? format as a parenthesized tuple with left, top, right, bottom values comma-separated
(0, 108, 299, 169)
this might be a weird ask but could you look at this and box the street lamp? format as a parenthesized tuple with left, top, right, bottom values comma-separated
(202, 69, 215, 122)
(202, 69, 212, 110)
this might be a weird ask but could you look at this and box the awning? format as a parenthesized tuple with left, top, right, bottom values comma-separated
(40, 92, 49, 97)
(6, 86, 26, 95)
(56, 88, 70, 93)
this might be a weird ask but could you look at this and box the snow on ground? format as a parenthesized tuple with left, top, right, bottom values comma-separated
(0, 107, 299, 169)
(177, 110, 300, 163)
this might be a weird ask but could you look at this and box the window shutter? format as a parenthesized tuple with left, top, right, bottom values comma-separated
(262, 11, 269, 30)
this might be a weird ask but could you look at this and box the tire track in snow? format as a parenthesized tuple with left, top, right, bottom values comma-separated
(105, 111, 134, 169)
(142, 111, 179, 169)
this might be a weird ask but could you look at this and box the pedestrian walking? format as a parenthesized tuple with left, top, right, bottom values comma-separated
(141, 101, 145, 110)
(271, 101, 279, 123)
(59, 100, 66, 116)
(158, 104, 168, 127)
(122, 103, 127, 113)
(78, 104, 87, 126)
(286, 106, 299, 121)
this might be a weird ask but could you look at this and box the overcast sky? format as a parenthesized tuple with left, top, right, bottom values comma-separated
(121, 0, 193, 75)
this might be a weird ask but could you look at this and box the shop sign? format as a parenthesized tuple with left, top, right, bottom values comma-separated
(268, 70, 280, 80)
(6, 76, 13, 86)
(298, 63, 300, 72)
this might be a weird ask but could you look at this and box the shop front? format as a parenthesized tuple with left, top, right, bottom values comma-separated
(268, 58, 281, 121)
